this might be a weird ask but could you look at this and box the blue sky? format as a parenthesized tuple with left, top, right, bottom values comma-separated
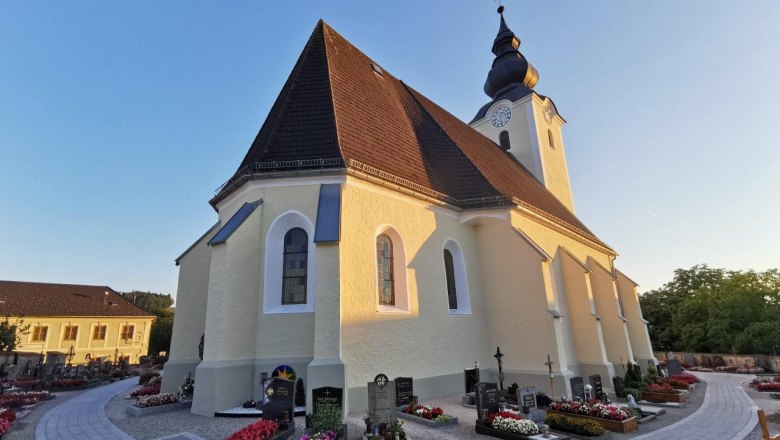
(1, 1, 778, 300)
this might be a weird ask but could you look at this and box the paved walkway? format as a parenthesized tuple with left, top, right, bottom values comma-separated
(633, 372, 758, 440)
(35, 378, 136, 440)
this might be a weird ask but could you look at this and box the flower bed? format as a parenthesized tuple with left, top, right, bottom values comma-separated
(127, 398, 192, 417)
(546, 410, 637, 434)
(758, 382, 780, 392)
(0, 391, 51, 409)
(475, 411, 541, 439)
(0, 417, 10, 438)
(661, 378, 689, 389)
(545, 413, 605, 437)
(130, 383, 161, 397)
(396, 404, 458, 428)
(0, 408, 16, 423)
(136, 392, 180, 408)
(549, 401, 633, 422)
(670, 373, 698, 384)
(736, 367, 765, 374)
(227, 419, 296, 440)
(8, 379, 40, 389)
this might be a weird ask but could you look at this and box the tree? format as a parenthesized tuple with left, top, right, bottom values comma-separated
(0, 316, 30, 352)
(121, 290, 175, 357)
(640, 265, 780, 355)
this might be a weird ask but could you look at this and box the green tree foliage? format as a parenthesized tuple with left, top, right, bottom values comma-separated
(0, 317, 30, 352)
(640, 265, 780, 354)
(121, 290, 175, 357)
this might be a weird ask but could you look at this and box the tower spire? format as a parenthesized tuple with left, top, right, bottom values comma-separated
(483, 6, 539, 99)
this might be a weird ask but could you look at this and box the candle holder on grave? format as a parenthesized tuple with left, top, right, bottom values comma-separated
(522, 405, 530, 414)
(479, 409, 488, 421)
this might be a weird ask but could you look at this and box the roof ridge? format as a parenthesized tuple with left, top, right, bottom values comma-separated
(0, 280, 112, 290)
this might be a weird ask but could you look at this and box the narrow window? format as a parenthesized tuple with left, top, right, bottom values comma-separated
(32, 326, 48, 342)
(93, 325, 107, 340)
(377, 234, 395, 305)
(282, 228, 308, 305)
(63, 326, 78, 341)
(499, 131, 511, 151)
(120, 325, 134, 340)
(548, 129, 555, 149)
(443, 249, 458, 310)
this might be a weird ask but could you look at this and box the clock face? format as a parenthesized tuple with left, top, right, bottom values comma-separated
(490, 105, 511, 128)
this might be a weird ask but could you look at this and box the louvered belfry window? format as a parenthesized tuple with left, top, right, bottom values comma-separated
(444, 249, 458, 310)
(377, 234, 395, 305)
(282, 228, 308, 305)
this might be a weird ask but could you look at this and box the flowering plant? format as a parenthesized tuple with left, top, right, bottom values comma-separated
(661, 378, 689, 389)
(227, 419, 280, 440)
(0, 408, 16, 423)
(715, 365, 739, 372)
(486, 411, 521, 426)
(758, 382, 780, 392)
(135, 392, 180, 408)
(491, 415, 539, 435)
(9, 379, 39, 388)
(299, 431, 338, 440)
(0, 417, 10, 437)
(0, 395, 39, 408)
(53, 379, 86, 387)
(643, 383, 680, 394)
(670, 373, 698, 384)
(131, 383, 161, 397)
(549, 400, 633, 421)
(736, 367, 765, 374)
(402, 404, 445, 420)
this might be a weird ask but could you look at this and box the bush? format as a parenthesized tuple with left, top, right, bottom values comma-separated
(311, 404, 342, 434)
(536, 391, 553, 408)
(226, 419, 280, 440)
(623, 388, 641, 400)
(136, 392, 180, 408)
(612, 376, 625, 397)
(131, 383, 161, 397)
(544, 413, 605, 437)
(138, 371, 160, 386)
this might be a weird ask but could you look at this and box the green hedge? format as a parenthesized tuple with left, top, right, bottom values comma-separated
(544, 413, 605, 437)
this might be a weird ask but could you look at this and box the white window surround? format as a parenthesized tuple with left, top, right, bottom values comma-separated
(375, 225, 410, 313)
(264, 210, 316, 314)
(442, 239, 472, 315)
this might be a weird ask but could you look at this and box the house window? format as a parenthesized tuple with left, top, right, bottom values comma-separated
(93, 325, 107, 340)
(443, 249, 458, 310)
(548, 129, 555, 149)
(499, 130, 511, 151)
(63, 326, 78, 341)
(281, 228, 308, 305)
(32, 326, 48, 342)
(120, 325, 134, 340)
(377, 234, 395, 306)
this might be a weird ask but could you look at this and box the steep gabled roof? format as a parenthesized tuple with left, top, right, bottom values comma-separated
(0, 281, 154, 318)
(212, 21, 610, 250)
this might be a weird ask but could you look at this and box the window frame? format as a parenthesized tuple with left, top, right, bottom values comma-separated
(375, 226, 409, 313)
(442, 239, 472, 315)
(281, 227, 309, 305)
(92, 325, 107, 341)
(120, 324, 134, 341)
(376, 234, 395, 306)
(443, 249, 458, 310)
(63, 325, 78, 341)
(263, 210, 316, 315)
(547, 129, 555, 149)
(31, 326, 48, 342)
(499, 130, 511, 151)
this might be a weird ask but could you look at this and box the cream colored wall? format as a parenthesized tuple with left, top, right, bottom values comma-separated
(339, 177, 491, 390)
(616, 272, 655, 362)
(530, 99, 574, 212)
(588, 260, 634, 365)
(169, 227, 217, 363)
(17, 316, 153, 363)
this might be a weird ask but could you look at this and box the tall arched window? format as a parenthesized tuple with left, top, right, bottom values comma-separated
(547, 129, 555, 149)
(376, 234, 395, 305)
(443, 249, 458, 310)
(282, 228, 308, 305)
(499, 130, 511, 151)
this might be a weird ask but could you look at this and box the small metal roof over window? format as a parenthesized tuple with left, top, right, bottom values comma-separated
(208, 199, 263, 246)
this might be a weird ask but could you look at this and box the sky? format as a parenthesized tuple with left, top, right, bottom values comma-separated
(1, 1, 778, 301)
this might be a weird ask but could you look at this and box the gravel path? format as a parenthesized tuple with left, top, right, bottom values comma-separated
(5, 388, 89, 440)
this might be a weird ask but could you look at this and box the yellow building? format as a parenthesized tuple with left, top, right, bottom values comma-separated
(0, 281, 154, 364)
(167, 10, 655, 416)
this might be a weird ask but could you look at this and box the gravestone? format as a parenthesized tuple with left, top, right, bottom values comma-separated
(682, 352, 696, 367)
(570, 377, 585, 401)
(700, 355, 712, 368)
(589, 374, 603, 399)
(464, 368, 479, 394)
(394, 377, 414, 407)
(0, 364, 6, 378)
(475, 382, 499, 419)
(712, 355, 725, 368)
(368, 374, 396, 425)
(261, 378, 296, 423)
(518, 386, 545, 423)
(6, 365, 19, 381)
(312, 386, 343, 414)
(666, 359, 683, 376)
(23, 360, 32, 376)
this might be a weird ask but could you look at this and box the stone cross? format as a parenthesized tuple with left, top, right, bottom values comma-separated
(494, 347, 504, 390)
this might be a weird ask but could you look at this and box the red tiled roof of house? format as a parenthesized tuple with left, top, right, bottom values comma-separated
(213, 21, 610, 250)
(0, 281, 154, 317)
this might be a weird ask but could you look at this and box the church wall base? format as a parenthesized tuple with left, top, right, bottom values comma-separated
(568, 362, 616, 394)
(191, 359, 254, 417)
(162, 358, 201, 394)
(307, 358, 347, 413)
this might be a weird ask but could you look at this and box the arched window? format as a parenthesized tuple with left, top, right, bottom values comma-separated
(376, 234, 394, 306)
(443, 249, 458, 310)
(499, 130, 511, 151)
(281, 228, 308, 305)
(547, 129, 555, 149)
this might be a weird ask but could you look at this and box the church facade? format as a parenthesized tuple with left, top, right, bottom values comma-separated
(164, 11, 655, 416)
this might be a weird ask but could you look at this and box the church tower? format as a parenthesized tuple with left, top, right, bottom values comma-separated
(470, 7, 575, 212)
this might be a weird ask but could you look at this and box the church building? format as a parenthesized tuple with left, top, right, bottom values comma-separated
(164, 9, 655, 416)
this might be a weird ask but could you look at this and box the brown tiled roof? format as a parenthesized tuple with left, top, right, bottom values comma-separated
(0, 281, 154, 318)
(214, 21, 610, 250)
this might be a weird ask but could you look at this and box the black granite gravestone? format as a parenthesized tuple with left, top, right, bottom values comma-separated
(666, 359, 683, 376)
(475, 382, 499, 417)
(261, 378, 296, 423)
(312, 386, 343, 414)
(570, 377, 585, 401)
(394, 377, 414, 407)
(464, 368, 479, 394)
(589, 374, 603, 398)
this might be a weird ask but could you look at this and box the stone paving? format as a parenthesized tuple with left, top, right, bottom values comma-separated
(632, 372, 758, 440)
(35, 378, 137, 440)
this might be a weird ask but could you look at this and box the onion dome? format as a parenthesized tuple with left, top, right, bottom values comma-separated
(483, 6, 539, 99)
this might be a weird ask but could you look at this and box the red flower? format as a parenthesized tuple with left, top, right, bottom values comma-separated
(226, 419, 280, 440)
(487, 411, 522, 427)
